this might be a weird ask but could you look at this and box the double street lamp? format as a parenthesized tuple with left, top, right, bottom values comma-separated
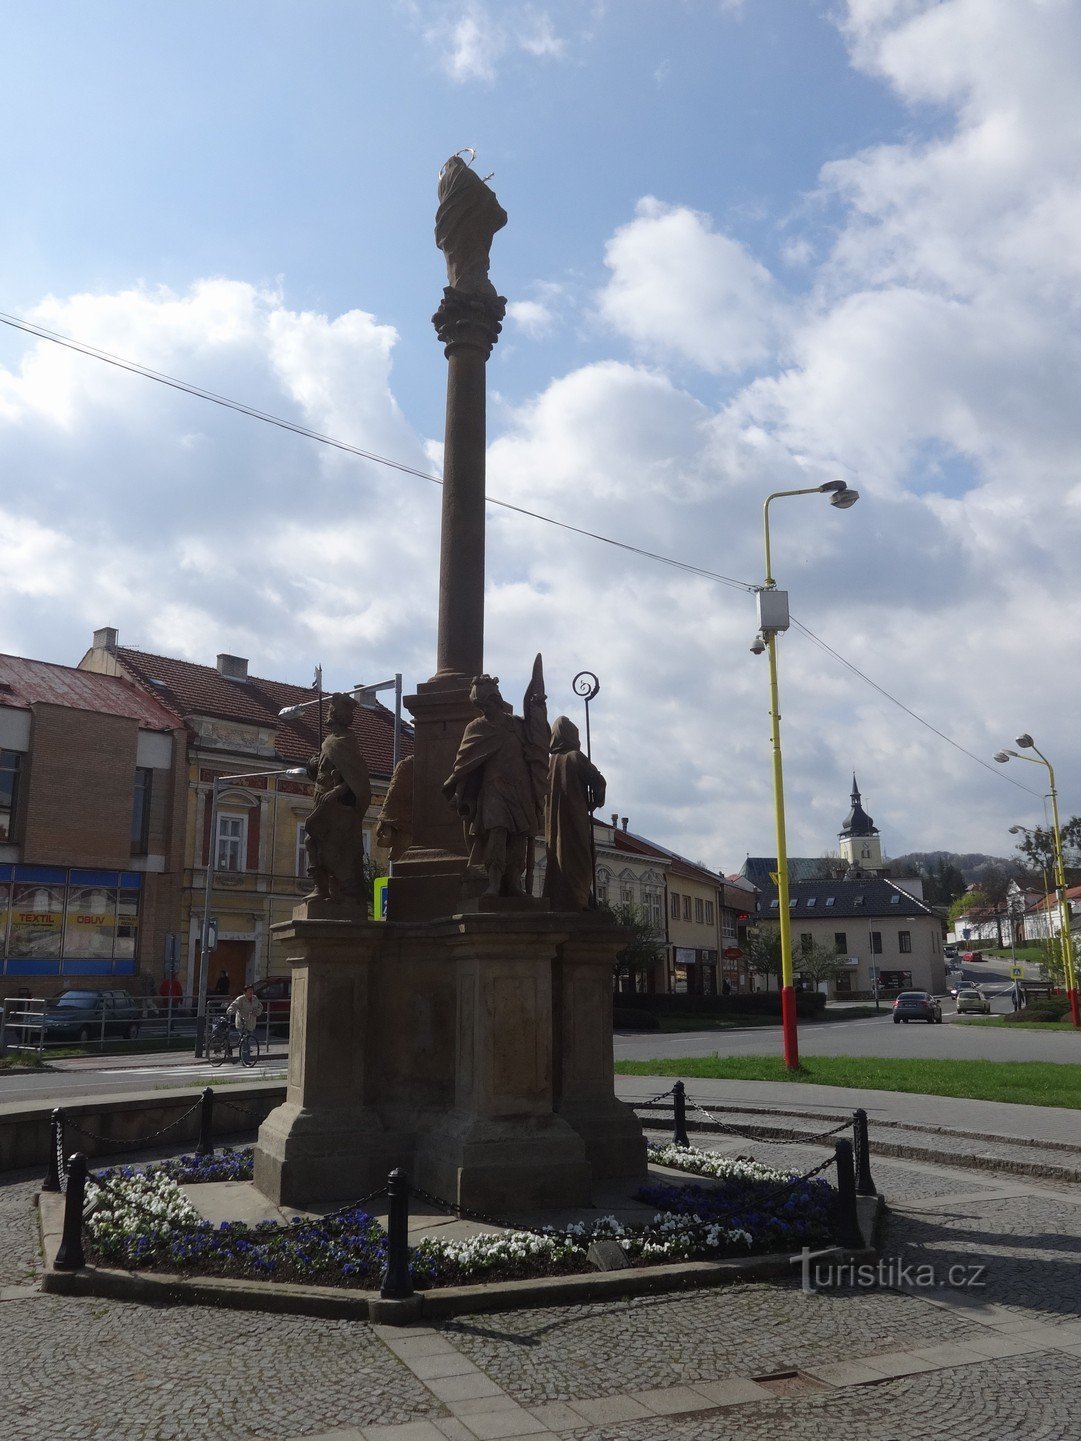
(995, 738, 1079, 1028)
(752, 479, 860, 1070)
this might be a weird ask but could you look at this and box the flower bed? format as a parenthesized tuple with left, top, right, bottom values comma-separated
(82, 1142, 836, 1288)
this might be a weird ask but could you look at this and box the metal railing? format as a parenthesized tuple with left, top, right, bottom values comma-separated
(1, 991, 283, 1055)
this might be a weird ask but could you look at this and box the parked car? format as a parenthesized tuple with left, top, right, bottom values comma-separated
(956, 988, 992, 1015)
(892, 990, 942, 1024)
(255, 976, 292, 1035)
(10, 988, 142, 1044)
(961, 951, 985, 963)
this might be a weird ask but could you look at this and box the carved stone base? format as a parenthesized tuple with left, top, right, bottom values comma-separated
(252, 909, 646, 1212)
(415, 1113, 591, 1212)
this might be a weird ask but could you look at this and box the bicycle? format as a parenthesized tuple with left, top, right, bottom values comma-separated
(207, 1015, 232, 1066)
(237, 1028, 261, 1068)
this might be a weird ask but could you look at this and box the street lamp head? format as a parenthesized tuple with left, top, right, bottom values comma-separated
(817, 479, 860, 509)
(1015, 734, 1034, 749)
(994, 752, 1012, 763)
(1008, 825, 1028, 835)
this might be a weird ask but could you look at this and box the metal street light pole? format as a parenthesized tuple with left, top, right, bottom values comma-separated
(995, 741, 1079, 1027)
(194, 766, 307, 1057)
(1009, 823, 1058, 970)
(753, 479, 859, 1070)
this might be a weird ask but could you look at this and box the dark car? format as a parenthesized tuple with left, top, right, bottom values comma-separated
(255, 976, 292, 1036)
(892, 990, 942, 1024)
(13, 988, 142, 1045)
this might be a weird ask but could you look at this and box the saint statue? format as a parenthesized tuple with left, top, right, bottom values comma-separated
(303, 692, 372, 903)
(443, 658, 549, 898)
(544, 716, 606, 911)
(435, 153, 508, 298)
(375, 755, 414, 863)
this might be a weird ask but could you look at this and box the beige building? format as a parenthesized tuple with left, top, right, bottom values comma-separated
(80, 628, 407, 995)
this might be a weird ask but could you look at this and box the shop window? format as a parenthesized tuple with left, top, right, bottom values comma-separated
(0, 749, 23, 843)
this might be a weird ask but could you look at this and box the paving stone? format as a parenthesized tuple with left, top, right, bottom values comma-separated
(453, 1408, 550, 1439)
(525, 1402, 588, 1432)
(625, 1385, 715, 1415)
(566, 1396, 652, 1425)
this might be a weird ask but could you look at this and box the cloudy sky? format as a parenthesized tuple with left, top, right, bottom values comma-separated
(3, 0, 1079, 870)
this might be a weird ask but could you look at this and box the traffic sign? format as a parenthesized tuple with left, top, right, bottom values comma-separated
(1010, 965, 1024, 979)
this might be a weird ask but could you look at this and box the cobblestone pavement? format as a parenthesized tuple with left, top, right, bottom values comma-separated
(3, 1122, 1081, 1441)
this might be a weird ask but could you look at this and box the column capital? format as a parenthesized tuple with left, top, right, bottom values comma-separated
(432, 286, 506, 356)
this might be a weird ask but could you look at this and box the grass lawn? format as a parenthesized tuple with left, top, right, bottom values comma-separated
(955, 1017, 1078, 1032)
(653, 1006, 882, 1033)
(614, 1054, 1081, 1108)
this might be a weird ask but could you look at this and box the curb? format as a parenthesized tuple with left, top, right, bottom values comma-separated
(36, 1190, 883, 1324)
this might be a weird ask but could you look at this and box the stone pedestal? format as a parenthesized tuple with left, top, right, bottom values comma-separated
(253, 907, 645, 1213)
(414, 915, 592, 1210)
(254, 904, 411, 1206)
(553, 920, 648, 1180)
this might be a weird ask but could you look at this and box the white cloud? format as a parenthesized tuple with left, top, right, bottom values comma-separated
(417, 1, 569, 83)
(597, 198, 782, 374)
(506, 299, 556, 338)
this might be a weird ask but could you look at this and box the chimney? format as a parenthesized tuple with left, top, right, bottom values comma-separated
(217, 653, 249, 681)
(611, 813, 618, 827)
(93, 626, 118, 650)
(621, 817, 629, 831)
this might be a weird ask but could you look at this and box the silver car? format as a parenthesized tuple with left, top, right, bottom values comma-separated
(956, 988, 991, 1015)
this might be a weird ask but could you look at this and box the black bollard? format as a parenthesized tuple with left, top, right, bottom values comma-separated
(43, 1108, 64, 1193)
(852, 1109, 877, 1197)
(55, 1152, 88, 1270)
(197, 1087, 214, 1156)
(672, 1081, 690, 1146)
(833, 1138, 864, 1250)
(379, 1168, 414, 1300)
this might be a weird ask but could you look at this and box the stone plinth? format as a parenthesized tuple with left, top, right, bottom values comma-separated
(253, 906, 646, 1212)
(553, 920, 648, 1180)
(254, 904, 411, 1206)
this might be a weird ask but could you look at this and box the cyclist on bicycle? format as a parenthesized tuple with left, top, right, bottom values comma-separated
(225, 983, 263, 1063)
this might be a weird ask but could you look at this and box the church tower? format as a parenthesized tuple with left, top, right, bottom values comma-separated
(839, 775, 884, 872)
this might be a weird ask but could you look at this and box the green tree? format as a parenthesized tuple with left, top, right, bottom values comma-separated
(918, 857, 967, 908)
(601, 903, 665, 988)
(1013, 819, 1081, 887)
(744, 923, 783, 988)
(796, 936, 848, 987)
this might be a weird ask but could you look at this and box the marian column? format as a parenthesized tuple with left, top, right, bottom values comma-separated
(388, 156, 507, 920)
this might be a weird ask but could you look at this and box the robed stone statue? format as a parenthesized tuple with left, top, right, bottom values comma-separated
(443, 658, 549, 898)
(544, 716, 606, 911)
(435, 153, 508, 298)
(303, 692, 372, 903)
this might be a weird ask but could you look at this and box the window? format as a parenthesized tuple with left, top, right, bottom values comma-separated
(854, 895, 865, 908)
(825, 897, 835, 907)
(704, 900, 714, 925)
(215, 813, 246, 872)
(800, 933, 813, 954)
(0, 749, 23, 843)
(1, 867, 142, 970)
(721, 909, 737, 941)
(621, 884, 634, 907)
(834, 932, 847, 953)
(695, 897, 704, 924)
(899, 931, 912, 953)
(682, 895, 691, 921)
(596, 869, 610, 906)
(131, 767, 152, 854)
(645, 888, 663, 931)
(670, 892, 680, 920)
(806, 898, 816, 908)
(890, 894, 900, 905)
(295, 821, 309, 878)
(871, 931, 883, 954)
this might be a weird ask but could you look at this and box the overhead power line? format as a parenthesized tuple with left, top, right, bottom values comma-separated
(0, 307, 1035, 793)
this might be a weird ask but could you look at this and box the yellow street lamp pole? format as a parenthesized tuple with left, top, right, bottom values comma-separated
(995, 740, 1079, 1027)
(754, 479, 859, 1069)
